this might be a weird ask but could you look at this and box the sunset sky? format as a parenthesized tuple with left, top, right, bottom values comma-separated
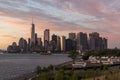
(0, 0, 120, 49)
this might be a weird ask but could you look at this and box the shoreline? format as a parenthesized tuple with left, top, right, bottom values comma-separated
(14, 61, 120, 80)
(12, 61, 72, 80)
(12, 72, 36, 80)
(11, 61, 72, 80)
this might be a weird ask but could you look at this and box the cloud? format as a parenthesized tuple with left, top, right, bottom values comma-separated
(2, 35, 17, 39)
(0, 0, 120, 49)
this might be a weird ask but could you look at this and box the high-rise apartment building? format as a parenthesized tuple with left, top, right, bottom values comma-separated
(69, 33, 76, 40)
(66, 39, 73, 51)
(77, 32, 88, 51)
(35, 33, 38, 46)
(37, 38, 42, 47)
(102, 38, 108, 49)
(51, 34, 57, 52)
(44, 29, 50, 51)
(28, 38, 31, 52)
(89, 32, 104, 50)
(57, 36, 61, 51)
(19, 38, 27, 52)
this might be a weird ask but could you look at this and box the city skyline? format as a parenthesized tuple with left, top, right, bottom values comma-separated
(7, 22, 107, 53)
(0, 0, 120, 49)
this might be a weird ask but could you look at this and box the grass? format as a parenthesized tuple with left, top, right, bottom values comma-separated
(31, 65, 120, 80)
(83, 69, 120, 80)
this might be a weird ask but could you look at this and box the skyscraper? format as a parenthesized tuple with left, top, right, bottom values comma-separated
(51, 34, 57, 52)
(7, 42, 20, 53)
(28, 38, 31, 52)
(89, 32, 102, 50)
(66, 39, 73, 51)
(57, 36, 61, 51)
(68, 32, 76, 50)
(37, 38, 42, 47)
(69, 33, 76, 40)
(44, 29, 50, 51)
(35, 33, 38, 46)
(52, 34, 57, 43)
(31, 19, 35, 48)
(102, 38, 108, 49)
(77, 32, 88, 51)
(12, 42, 18, 50)
(19, 38, 27, 52)
(60, 36, 66, 52)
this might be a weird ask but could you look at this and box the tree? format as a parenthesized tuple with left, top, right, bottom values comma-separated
(100, 65, 108, 71)
(33, 72, 51, 80)
(35, 66, 42, 75)
(82, 55, 89, 60)
(68, 51, 78, 64)
(82, 50, 94, 60)
(93, 67, 98, 80)
(44, 66, 53, 72)
(48, 65, 54, 70)
(71, 72, 79, 80)
(55, 69, 64, 80)
(41, 72, 51, 80)
(48, 64, 54, 71)
(48, 64, 55, 74)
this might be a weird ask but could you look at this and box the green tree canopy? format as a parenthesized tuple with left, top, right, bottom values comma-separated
(35, 66, 42, 74)
(68, 51, 78, 63)
(71, 72, 80, 80)
(55, 69, 64, 80)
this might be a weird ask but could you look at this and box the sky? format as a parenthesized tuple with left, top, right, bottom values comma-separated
(0, 0, 120, 49)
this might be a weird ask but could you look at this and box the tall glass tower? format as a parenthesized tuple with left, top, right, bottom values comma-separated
(31, 19, 35, 47)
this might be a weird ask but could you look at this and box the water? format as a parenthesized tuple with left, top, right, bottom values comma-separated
(0, 53, 71, 80)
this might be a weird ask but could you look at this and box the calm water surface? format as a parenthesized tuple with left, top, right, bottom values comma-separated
(0, 53, 71, 80)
